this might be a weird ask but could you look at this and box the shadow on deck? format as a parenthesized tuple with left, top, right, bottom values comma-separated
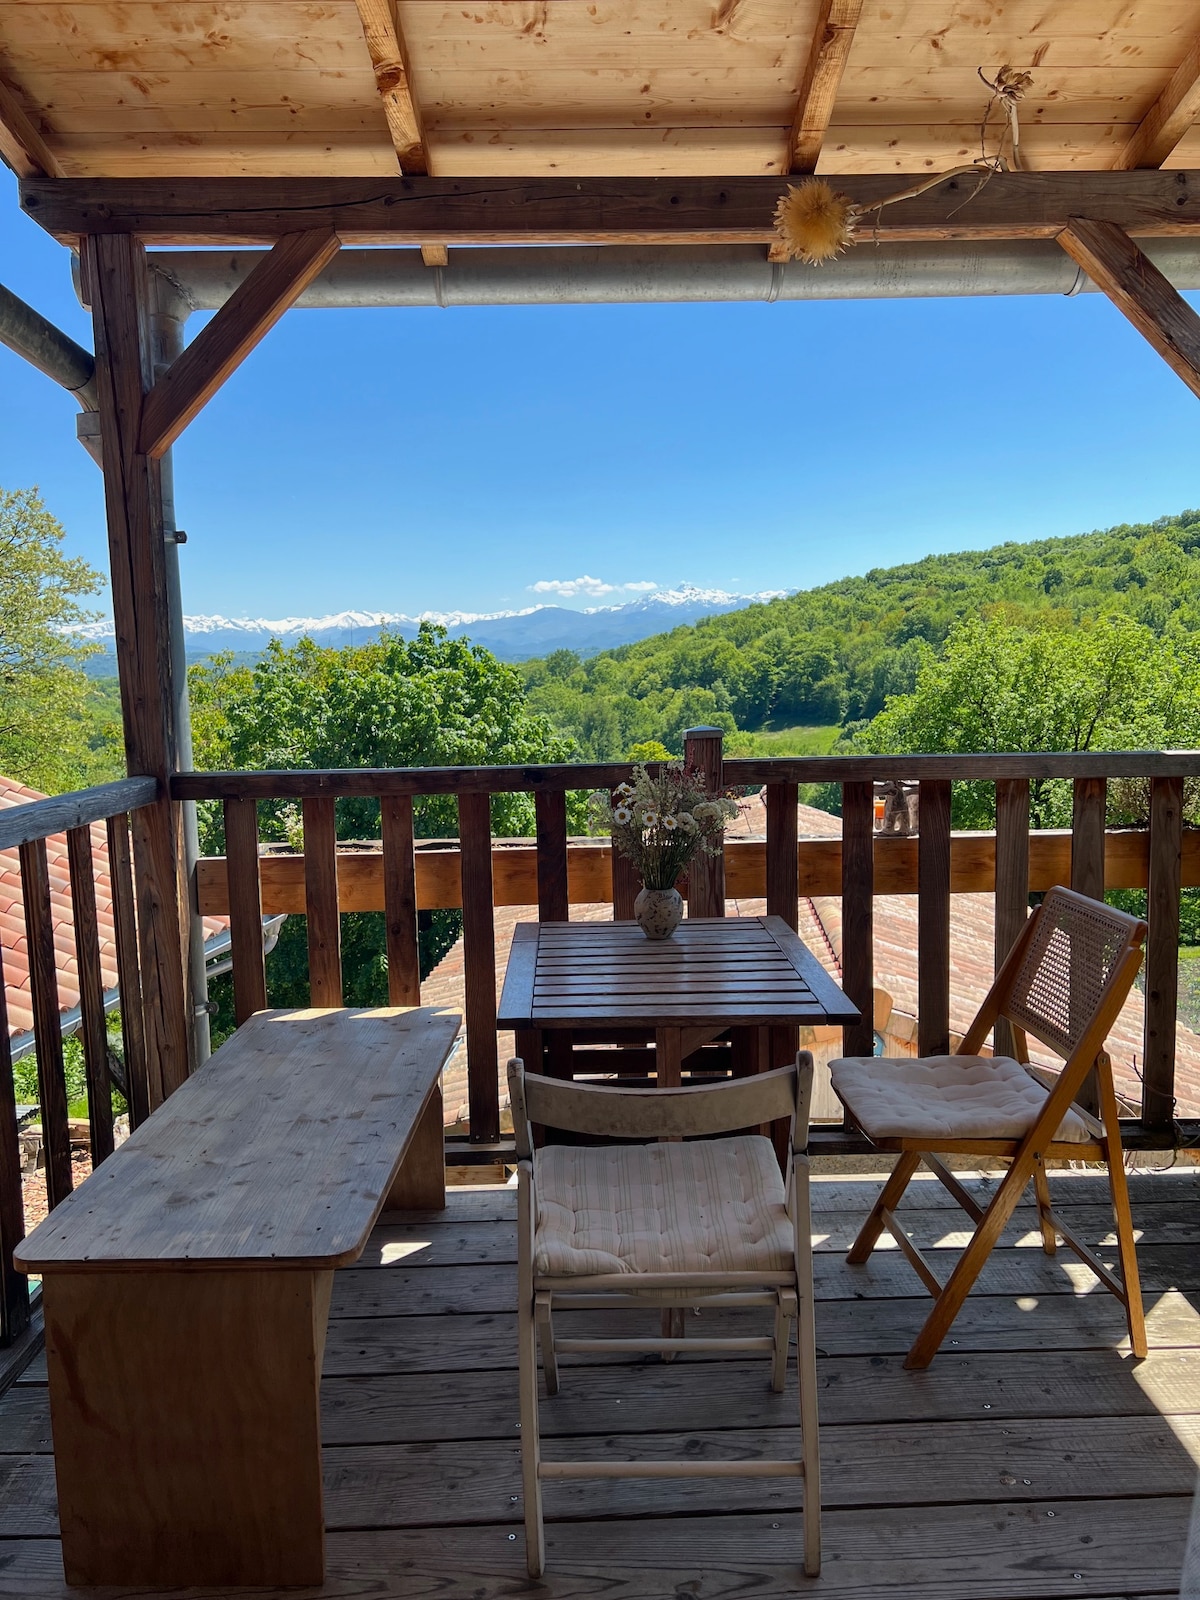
(2, 1169, 1199, 1597)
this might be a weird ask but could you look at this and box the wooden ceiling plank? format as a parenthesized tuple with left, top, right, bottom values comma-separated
(1114, 34, 1200, 170)
(0, 73, 62, 179)
(21, 172, 1200, 249)
(353, 0, 429, 175)
(789, 0, 864, 173)
(138, 229, 340, 457)
(1058, 216, 1200, 399)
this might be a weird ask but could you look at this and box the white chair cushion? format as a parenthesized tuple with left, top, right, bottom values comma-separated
(533, 1134, 794, 1279)
(828, 1054, 1091, 1145)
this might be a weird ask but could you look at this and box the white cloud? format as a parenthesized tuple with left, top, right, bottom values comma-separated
(527, 575, 659, 599)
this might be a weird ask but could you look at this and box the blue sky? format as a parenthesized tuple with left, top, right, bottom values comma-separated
(2, 168, 1198, 622)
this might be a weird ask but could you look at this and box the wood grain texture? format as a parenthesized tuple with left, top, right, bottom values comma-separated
(224, 795, 267, 1024)
(459, 792, 499, 1141)
(381, 794, 420, 1005)
(0, 944, 30, 1344)
(0, 70, 61, 178)
(1143, 774, 1183, 1129)
(139, 229, 340, 457)
(44, 1266, 329, 1586)
(764, 781, 798, 928)
(683, 727, 725, 917)
(85, 231, 191, 1103)
(0, 776, 156, 852)
(1114, 31, 1200, 168)
(840, 780, 875, 1060)
(65, 826, 115, 1165)
(27, 172, 1200, 247)
(1058, 218, 1200, 398)
(302, 795, 342, 1007)
(534, 788, 569, 923)
(993, 777, 1030, 1061)
(1070, 776, 1108, 901)
(19, 840, 73, 1208)
(354, 0, 428, 174)
(789, 0, 864, 171)
(917, 779, 951, 1058)
(15, 1006, 459, 1271)
(105, 811, 149, 1128)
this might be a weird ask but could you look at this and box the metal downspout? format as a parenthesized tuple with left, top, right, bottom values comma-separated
(0, 280, 98, 408)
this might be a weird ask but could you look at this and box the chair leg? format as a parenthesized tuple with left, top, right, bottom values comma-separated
(791, 1155, 821, 1578)
(771, 1291, 794, 1394)
(846, 1152, 922, 1266)
(1097, 1063, 1148, 1360)
(1032, 1157, 1057, 1256)
(517, 1170, 545, 1577)
(535, 1293, 560, 1396)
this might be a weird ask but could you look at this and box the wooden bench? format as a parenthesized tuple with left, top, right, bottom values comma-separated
(15, 1004, 461, 1588)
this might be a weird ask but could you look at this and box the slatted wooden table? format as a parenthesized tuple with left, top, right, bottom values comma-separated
(498, 915, 860, 1089)
(15, 1004, 460, 1590)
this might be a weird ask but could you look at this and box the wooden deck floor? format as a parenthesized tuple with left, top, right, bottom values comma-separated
(2, 1168, 1199, 1597)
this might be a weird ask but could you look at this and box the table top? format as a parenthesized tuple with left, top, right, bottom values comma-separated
(16, 1006, 460, 1273)
(497, 915, 860, 1031)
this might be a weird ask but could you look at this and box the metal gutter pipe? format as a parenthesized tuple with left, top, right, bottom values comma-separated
(0, 280, 98, 408)
(148, 240, 1200, 316)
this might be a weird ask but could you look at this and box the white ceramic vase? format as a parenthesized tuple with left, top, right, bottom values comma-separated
(634, 885, 684, 940)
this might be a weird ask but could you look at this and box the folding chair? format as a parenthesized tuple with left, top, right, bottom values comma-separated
(829, 885, 1148, 1370)
(509, 1053, 821, 1579)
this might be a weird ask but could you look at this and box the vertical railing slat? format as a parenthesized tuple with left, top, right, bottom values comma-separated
(684, 727, 725, 916)
(459, 792, 499, 1142)
(0, 944, 31, 1344)
(765, 781, 799, 929)
(1144, 774, 1183, 1130)
(302, 796, 342, 1006)
(66, 825, 115, 1165)
(19, 839, 73, 1207)
(106, 813, 149, 1129)
(841, 781, 876, 1060)
(381, 795, 421, 1006)
(993, 778, 1031, 1061)
(610, 782, 640, 921)
(534, 789, 569, 923)
(224, 797, 268, 1024)
(917, 779, 952, 1058)
(1070, 776, 1108, 1112)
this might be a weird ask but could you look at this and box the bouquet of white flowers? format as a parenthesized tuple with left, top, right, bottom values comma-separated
(588, 762, 739, 891)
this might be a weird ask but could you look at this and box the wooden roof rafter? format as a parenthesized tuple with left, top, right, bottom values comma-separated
(1114, 32, 1200, 171)
(0, 70, 61, 180)
(788, 0, 864, 175)
(353, 0, 429, 177)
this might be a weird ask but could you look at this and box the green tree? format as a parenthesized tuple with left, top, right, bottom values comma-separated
(0, 486, 110, 792)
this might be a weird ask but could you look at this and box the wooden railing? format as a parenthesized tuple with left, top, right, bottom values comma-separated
(174, 737, 1200, 1154)
(0, 777, 158, 1347)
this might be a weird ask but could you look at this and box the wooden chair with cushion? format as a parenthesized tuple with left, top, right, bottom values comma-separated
(829, 885, 1148, 1371)
(508, 1053, 822, 1580)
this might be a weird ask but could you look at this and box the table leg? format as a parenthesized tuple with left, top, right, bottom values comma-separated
(386, 1080, 446, 1210)
(44, 1265, 331, 1587)
(655, 1026, 683, 1089)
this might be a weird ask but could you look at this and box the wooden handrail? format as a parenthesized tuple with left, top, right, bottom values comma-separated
(0, 776, 159, 851)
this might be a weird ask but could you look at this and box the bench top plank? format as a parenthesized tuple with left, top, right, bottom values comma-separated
(15, 1006, 460, 1274)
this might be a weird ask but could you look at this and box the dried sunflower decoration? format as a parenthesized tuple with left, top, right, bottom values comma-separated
(772, 64, 1034, 265)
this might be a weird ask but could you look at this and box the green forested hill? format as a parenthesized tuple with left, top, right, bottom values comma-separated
(520, 509, 1200, 759)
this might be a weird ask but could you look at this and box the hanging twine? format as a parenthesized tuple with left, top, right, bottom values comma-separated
(773, 63, 1034, 264)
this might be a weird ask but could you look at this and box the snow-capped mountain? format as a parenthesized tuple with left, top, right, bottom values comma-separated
(75, 586, 790, 663)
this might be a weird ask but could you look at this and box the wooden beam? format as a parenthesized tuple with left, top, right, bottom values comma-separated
(1115, 35, 1200, 170)
(353, 0, 428, 176)
(138, 229, 339, 458)
(0, 72, 61, 180)
(83, 232, 192, 1105)
(788, 0, 864, 174)
(1058, 217, 1200, 400)
(21, 171, 1200, 249)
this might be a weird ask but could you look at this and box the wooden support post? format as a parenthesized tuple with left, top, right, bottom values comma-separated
(19, 839, 73, 1206)
(459, 792, 499, 1142)
(84, 233, 192, 1105)
(0, 947, 30, 1344)
(684, 726, 725, 916)
(302, 797, 342, 1007)
(381, 795, 420, 1006)
(223, 797, 268, 1024)
(841, 781, 876, 1060)
(66, 826, 116, 1166)
(1058, 219, 1200, 400)
(917, 780, 952, 1058)
(1144, 775, 1183, 1129)
(993, 778, 1030, 1060)
(788, 0, 864, 172)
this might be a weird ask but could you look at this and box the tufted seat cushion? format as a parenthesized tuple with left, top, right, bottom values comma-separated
(829, 1054, 1091, 1145)
(533, 1134, 794, 1280)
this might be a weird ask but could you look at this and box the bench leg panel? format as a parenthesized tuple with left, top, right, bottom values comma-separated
(44, 1266, 329, 1587)
(386, 1082, 446, 1211)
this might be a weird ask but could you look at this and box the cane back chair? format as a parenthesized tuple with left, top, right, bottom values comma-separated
(830, 886, 1148, 1370)
(508, 1053, 821, 1580)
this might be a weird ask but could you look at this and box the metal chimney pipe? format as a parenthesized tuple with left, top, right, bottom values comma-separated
(0, 279, 98, 409)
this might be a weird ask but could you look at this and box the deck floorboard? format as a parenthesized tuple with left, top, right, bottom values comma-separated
(0, 1171, 1196, 1597)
